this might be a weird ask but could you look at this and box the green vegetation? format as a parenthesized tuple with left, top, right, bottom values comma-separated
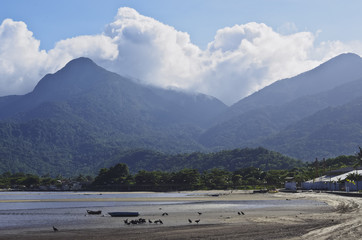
(75, 164, 295, 191)
(0, 172, 93, 190)
(1, 148, 361, 191)
(102, 147, 302, 174)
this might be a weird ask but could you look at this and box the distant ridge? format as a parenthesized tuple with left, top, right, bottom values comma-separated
(200, 53, 362, 160)
(222, 53, 362, 121)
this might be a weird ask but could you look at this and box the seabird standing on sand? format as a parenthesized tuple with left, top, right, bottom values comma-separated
(53, 226, 59, 232)
(195, 219, 200, 224)
(188, 219, 192, 223)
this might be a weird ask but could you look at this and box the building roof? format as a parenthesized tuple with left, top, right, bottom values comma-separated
(305, 169, 362, 183)
(327, 166, 362, 175)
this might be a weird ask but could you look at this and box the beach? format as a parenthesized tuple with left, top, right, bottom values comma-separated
(0, 190, 359, 240)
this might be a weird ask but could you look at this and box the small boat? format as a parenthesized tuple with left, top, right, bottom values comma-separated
(210, 194, 220, 197)
(253, 189, 268, 193)
(108, 212, 139, 217)
(87, 210, 102, 215)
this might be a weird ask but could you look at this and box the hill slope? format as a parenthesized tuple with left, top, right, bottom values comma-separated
(200, 53, 362, 160)
(0, 58, 227, 175)
(261, 96, 362, 160)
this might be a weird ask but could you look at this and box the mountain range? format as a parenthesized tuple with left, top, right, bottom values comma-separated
(1, 53, 362, 175)
(200, 53, 362, 159)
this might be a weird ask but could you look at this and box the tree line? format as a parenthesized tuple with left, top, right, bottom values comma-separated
(1, 147, 362, 191)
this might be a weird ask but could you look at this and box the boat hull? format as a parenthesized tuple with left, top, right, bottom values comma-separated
(108, 212, 139, 217)
(87, 210, 102, 215)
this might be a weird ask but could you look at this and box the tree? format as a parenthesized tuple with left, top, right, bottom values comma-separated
(352, 147, 362, 190)
(202, 168, 231, 189)
(354, 146, 362, 170)
(21, 175, 40, 188)
(93, 163, 130, 185)
(135, 170, 161, 186)
(171, 169, 200, 190)
(231, 174, 243, 188)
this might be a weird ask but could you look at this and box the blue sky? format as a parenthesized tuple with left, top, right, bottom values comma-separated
(2, 0, 361, 50)
(1, 0, 362, 104)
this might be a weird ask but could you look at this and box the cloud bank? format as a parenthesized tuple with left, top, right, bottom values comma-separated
(2, 7, 362, 105)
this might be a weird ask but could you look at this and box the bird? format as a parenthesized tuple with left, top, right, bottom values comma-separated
(240, 211, 245, 215)
(238, 211, 241, 215)
(188, 219, 192, 223)
(195, 219, 200, 224)
(148, 219, 153, 223)
(52, 226, 58, 232)
(162, 212, 168, 216)
(155, 219, 163, 224)
(197, 212, 202, 215)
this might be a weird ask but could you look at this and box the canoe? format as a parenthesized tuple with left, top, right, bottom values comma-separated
(87, 210, 102, 215)
(108, 212, 139, 217)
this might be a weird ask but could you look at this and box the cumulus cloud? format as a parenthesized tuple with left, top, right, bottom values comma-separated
(102, 7, 204, 89)
(201, 22, 321, 103)
(1, 8, 362, 105)
(0, 19, 47, 96)
(0, 18, 119, 96)
(47, 35, 119, 72)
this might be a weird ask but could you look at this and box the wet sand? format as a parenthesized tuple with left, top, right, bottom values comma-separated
(0, 191, 357, 240)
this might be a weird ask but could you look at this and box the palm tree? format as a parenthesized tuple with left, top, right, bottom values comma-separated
(353, 146, 362, 190)
(354, 147, 362, 168)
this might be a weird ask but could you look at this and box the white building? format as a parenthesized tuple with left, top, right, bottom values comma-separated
(285, 177, 297, 191)
(302, 168, 362, 191)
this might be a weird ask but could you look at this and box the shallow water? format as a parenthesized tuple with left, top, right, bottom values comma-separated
(0, 191, 326, 230)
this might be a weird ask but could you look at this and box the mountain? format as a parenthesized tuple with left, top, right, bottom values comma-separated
(0, 58, 226, 127)
(2, 53, 362, 175)
(199, 53, 362, 160)
(220, 53, 362, 121)
(261, 95, 362, 160)
(0, 57, 227, 175)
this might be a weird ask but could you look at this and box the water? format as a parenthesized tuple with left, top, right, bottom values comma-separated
(0, 191, 326, 230)
(0, 191, 189, 211)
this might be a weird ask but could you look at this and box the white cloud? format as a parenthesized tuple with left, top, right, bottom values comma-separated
(0, 19, 47, 96)
(0, 19, 118, 96)
(47, 35, 119, 72)
(102, 7, 204, 89)
(199, 23, 321, 103)
(2, 8, 362, 105)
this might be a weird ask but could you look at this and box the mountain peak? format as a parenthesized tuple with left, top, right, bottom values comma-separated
(331, 52, 361, 61)
(58, 57, 100, 74)
(30, 57, 111, 104)
(64, 57, 96, 68)
(316, 53, 362, 71)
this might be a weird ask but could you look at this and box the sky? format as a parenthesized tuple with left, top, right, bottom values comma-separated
(1, 0, 362, 105)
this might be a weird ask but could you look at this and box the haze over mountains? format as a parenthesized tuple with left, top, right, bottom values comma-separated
(1, 53, 362, 175)
(201, 53, 362, 159)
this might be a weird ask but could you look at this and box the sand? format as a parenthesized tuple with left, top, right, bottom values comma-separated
(0, 190, 359, 240)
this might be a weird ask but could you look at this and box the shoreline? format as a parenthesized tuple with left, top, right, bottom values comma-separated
(0, 191, 359, 239)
